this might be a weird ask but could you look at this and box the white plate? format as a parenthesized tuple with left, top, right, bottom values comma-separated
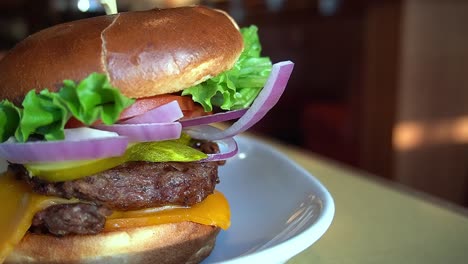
(204, 136, 335, 264)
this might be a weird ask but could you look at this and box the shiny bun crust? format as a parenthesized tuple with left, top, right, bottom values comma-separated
(0, 6, 244, 102)
(5, 222, 220, 264)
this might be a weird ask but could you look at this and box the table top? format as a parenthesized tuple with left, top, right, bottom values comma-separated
(248, 135, 468, 264)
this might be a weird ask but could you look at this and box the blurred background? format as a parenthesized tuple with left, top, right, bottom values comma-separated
(1, 0, 468, 207)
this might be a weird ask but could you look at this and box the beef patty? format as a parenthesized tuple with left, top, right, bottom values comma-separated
(14, 141, 221, 210)
(30, 203, 112, 236)
(17, 160, 219, 211)
(9, 141, 222, 236)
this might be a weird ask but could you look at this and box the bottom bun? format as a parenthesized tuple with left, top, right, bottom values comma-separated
(6, 222, 220, 264)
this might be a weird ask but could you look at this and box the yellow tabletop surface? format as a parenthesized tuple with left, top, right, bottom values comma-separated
(248, 135, 468, 264)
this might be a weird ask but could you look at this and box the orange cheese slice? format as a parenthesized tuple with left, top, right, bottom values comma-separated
(106, 191, 231, 231)
(0, 171, 230, 263)
(0, 172, 72, 262)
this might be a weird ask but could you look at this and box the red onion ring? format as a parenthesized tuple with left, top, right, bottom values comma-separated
(180, 108, 248, 127)
(94, 122, 182, 142)
(63, 127, 122, 140)
(3, 61, 292, 164)
(193, 126, 239, 162)
(0, 128, 128, 163)
(203, 137, 238, 162)
(184, 61, 294, 140)
(120, 101, 183, 124)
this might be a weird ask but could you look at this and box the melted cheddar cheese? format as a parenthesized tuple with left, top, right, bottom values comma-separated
(106, 191, 230, 231)
(0, 172, 230, 263)
(0, 172, 72, 263)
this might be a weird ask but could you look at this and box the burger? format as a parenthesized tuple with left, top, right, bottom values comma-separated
(0, 6, 293, 264)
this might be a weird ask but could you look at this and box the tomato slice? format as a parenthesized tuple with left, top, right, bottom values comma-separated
(65, 95, 208, 128)
(65, 117, 87, 128)
(182, 105, 211, 119)
(119, 95, 197, 120)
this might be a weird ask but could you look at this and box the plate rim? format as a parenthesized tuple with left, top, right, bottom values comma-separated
(211, 135, 335, 264)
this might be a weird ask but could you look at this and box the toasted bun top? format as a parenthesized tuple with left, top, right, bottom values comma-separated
(0, 6, 243, 102)
(6, 222, 220, 264)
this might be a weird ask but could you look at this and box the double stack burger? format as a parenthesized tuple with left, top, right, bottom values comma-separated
(0, 6, 293, 264)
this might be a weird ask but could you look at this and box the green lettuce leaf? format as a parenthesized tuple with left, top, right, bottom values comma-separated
(15, 89, 70, 142)
(0, 73, 134, 143)
(0, 100, 21, 142)
(182, 25, 273, 112)
(56, 73, 134, 126)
